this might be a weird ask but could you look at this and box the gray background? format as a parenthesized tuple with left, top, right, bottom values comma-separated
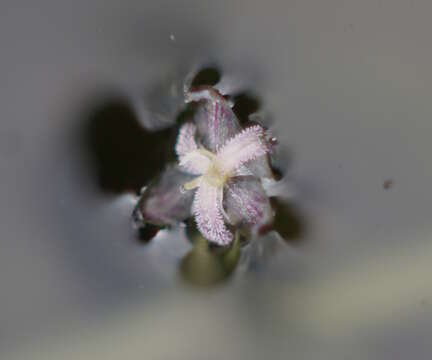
(1, 0, 432, 359)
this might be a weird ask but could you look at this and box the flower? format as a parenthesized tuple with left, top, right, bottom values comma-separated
(134, 86, 276, 245)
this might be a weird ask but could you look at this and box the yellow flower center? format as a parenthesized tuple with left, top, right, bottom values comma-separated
(183, 148, 230, 190)
(203, 163, 227, 188)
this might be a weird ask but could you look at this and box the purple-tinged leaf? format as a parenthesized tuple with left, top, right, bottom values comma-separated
(223, 176, 273, 230)
(186, 86, 241, 151)
(133, 165, 195, 226)
(271, 198, 305, 244)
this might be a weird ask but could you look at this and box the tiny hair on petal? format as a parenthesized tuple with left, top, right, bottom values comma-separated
(215, 125, 270, 176)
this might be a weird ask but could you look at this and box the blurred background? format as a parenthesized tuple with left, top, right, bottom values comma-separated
(1, 0, 432, 359)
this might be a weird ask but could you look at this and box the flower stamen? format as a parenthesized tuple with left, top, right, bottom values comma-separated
(203, 164, 228, 188)
(183, 176, 202, 190)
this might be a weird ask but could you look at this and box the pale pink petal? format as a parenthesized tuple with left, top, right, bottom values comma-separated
(232, 155, 274, 179)
(175, 122, 198, 157)
(242, 155, 275, 179)
(178, 150, 211, 175)
(193, 181, 233, 245)
(223, 176, 273, 229)
(215, 125, 270, 176)
(175, 122, 211, 175)
(186, 86, 241, 152)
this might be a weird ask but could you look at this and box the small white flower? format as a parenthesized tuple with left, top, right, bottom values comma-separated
(176, 88, 272, 245)
(134, 86, 276, 246)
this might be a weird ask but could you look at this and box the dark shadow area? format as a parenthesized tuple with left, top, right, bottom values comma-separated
(136, 224, 161, 244)
(82, 97, 177, 194)
(184, 218, 202, 245)
(232, 92, 261, 125)
(271, 166, 284, 181)
(271, 198, 306, 245)
(174, 102, 198, 127)
(190, 66, 221, 87)
(82, 67, 225, 196)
